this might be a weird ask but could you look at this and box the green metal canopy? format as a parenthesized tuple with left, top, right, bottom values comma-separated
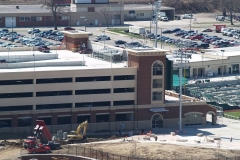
(173, 74, 188, 87)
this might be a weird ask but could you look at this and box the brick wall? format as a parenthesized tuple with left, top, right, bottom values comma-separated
(128, 54, 166, 105)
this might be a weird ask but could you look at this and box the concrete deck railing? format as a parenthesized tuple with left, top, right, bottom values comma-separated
(165, 90, 200, 102)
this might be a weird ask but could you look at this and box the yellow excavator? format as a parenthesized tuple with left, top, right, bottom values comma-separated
(67, 120, 88, 143)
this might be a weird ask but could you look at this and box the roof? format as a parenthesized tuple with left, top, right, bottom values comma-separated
(124, 4, 174, 11)
(0, 5, 68, 14)
(0, 50, 127, 73)
(204, 46, 240, 57)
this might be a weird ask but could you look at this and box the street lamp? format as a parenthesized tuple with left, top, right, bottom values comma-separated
(84, 19, 87, 31)
(7, 46, 10, 69)
(190, 14, 192, 31)
(149, 2, 154, 34)
(82, 42, 86, 64)
(221, 50, 225, 80)
(201, 51, 205, 81)
(102, 29, 106, 48)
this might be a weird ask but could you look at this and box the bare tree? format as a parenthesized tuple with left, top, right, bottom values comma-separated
(98, 6, 115, 28)
(219, 0, 240, 25)
(41, 0, 65, 30)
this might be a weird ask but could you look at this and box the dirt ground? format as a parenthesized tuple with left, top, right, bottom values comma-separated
(1, 142, 240, 160)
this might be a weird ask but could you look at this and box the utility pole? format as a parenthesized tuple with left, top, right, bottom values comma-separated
(221, 50, 225, 80)
(153, 0, 162, 48)
(201, 52, 205, 81)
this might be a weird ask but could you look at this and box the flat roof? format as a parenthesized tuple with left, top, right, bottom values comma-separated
(0, 50, 127, 73)
(0, 5, 52, 14)
(124, 4, 174, 11)
(204, 46, 240, 57)
(167, 54, 216, 63)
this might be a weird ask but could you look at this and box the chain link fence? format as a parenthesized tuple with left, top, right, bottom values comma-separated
(20, 144, 238, 160)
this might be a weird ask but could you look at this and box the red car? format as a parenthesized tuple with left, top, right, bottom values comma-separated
(79, 49, 93, 54)
(27, 145, 50, 154)
(190, 34, 203, 40)
(64, 27, 75, 31)
(38, 45, 50, 53)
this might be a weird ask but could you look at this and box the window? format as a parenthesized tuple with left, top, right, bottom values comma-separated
(152, 79, 162, 88)
(88, 7, 95, 12)
(153, 62, 163, 75)
(19, 17, 31, 21)
(0, 119, 11, 128)
(75, 89, 111, 95)
(38, 117, 51, 125)
(114, 75, 135, 80)
(76, 76, 111, 82)
(36, 78, 72, 84)
(60, 16, 69, 20)
(0, 105, 32, 112)
(115, 15, 120, 19)
(152, 92, 162, 101)
(114, 88, 134, 93)
(18, 118, 32, 127)
(36, 90, 72, 97)
(0, 79, 33, 85)
(77, 115, 90, 123)
(0, 17, 2, 22)
(185, 113, 202, 126)
(115, 113, 134, 121)
(31, 17, 42, 21)
(36, 103, 72, 110)
(58, 116, 71, 125)
(113, 100, 134, 106)
(138, 13, 144, 17)
(0, 92, 33, 99)
(75, 101, 110, 108)
(96, 114, 109, 123)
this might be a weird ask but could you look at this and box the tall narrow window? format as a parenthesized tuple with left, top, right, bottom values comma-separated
(153, 62, 163, 75)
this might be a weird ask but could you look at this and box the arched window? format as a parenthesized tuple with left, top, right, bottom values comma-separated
(152, 61, 163, 76)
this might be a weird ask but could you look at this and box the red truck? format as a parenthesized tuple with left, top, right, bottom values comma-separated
(27, 144, 50, 154)
(190, 34, 203, 40)
(23, 120, 52, 149)
(213, 24, 226, 33)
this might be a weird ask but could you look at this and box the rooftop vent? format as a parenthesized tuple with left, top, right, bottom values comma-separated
(16, 6, 19, 9)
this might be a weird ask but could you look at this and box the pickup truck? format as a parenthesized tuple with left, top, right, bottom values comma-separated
(43, 141, 61, 150)
(27, 145, 50, 154)
(38, 45, 50, 52)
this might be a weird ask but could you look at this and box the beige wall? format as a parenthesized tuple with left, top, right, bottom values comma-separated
(0, 67, 137, 107)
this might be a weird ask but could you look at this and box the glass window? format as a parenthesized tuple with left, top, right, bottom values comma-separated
(38, 117, 51, 125)
(153, 62, 163, 75)
(152, 92, 162, 101)
(115, 113, 134, 121)
(77, 115, 90, 123)
(0, 17, 2, 22)
(58, 116, 71, 125)
(152, 79, 162, 88)
(115, 15, 120, 19)
(185, 113, 202, 126)
(96, 114, 109, 123)
(0, 119, 11, 128)
(18, 118, 32, 127)
(61, 16, 69, 20)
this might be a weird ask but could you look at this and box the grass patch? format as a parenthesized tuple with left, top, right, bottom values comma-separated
(225, 112, 240, 117)
(108, 28, 143, 39)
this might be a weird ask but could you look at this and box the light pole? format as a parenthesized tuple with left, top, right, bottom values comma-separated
(66, 6, 71, 26)
(82, 42, 86, 64)
(221, 50, 225, 79)
(102, 29, 106, 48)
(153, 0, 162, 48)
(84, 19, 87, 31)
(7, 46, 10, 69)
(201, 51, 205, 81)
(149, 2, 154, 34)
(190, 14, 192, 31)
(173, 48, 192, 132)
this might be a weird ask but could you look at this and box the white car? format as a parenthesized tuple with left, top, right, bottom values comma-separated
(96, 35, 110, 40)
(160, 16, 168, 21)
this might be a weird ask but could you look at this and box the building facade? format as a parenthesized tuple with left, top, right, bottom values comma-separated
(0, 46, 216, 133)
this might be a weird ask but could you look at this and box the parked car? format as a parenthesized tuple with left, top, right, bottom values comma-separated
(162, 30, 173, 34)
(202, 28, 213, 32)
(79, 48, 93, 54)
(43, 141, 61, 150)
(28, 28, 40, 34)
(64, 27, 75, 31)
(27, 145, 50, 154)
(115, 40, 126, 45)
(160, 16, 168, 21)
(38, 45, 50, 52)
(96, 35, 110, 40)
(190, 34, 203, 40)
(195, 43, 209, 49)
